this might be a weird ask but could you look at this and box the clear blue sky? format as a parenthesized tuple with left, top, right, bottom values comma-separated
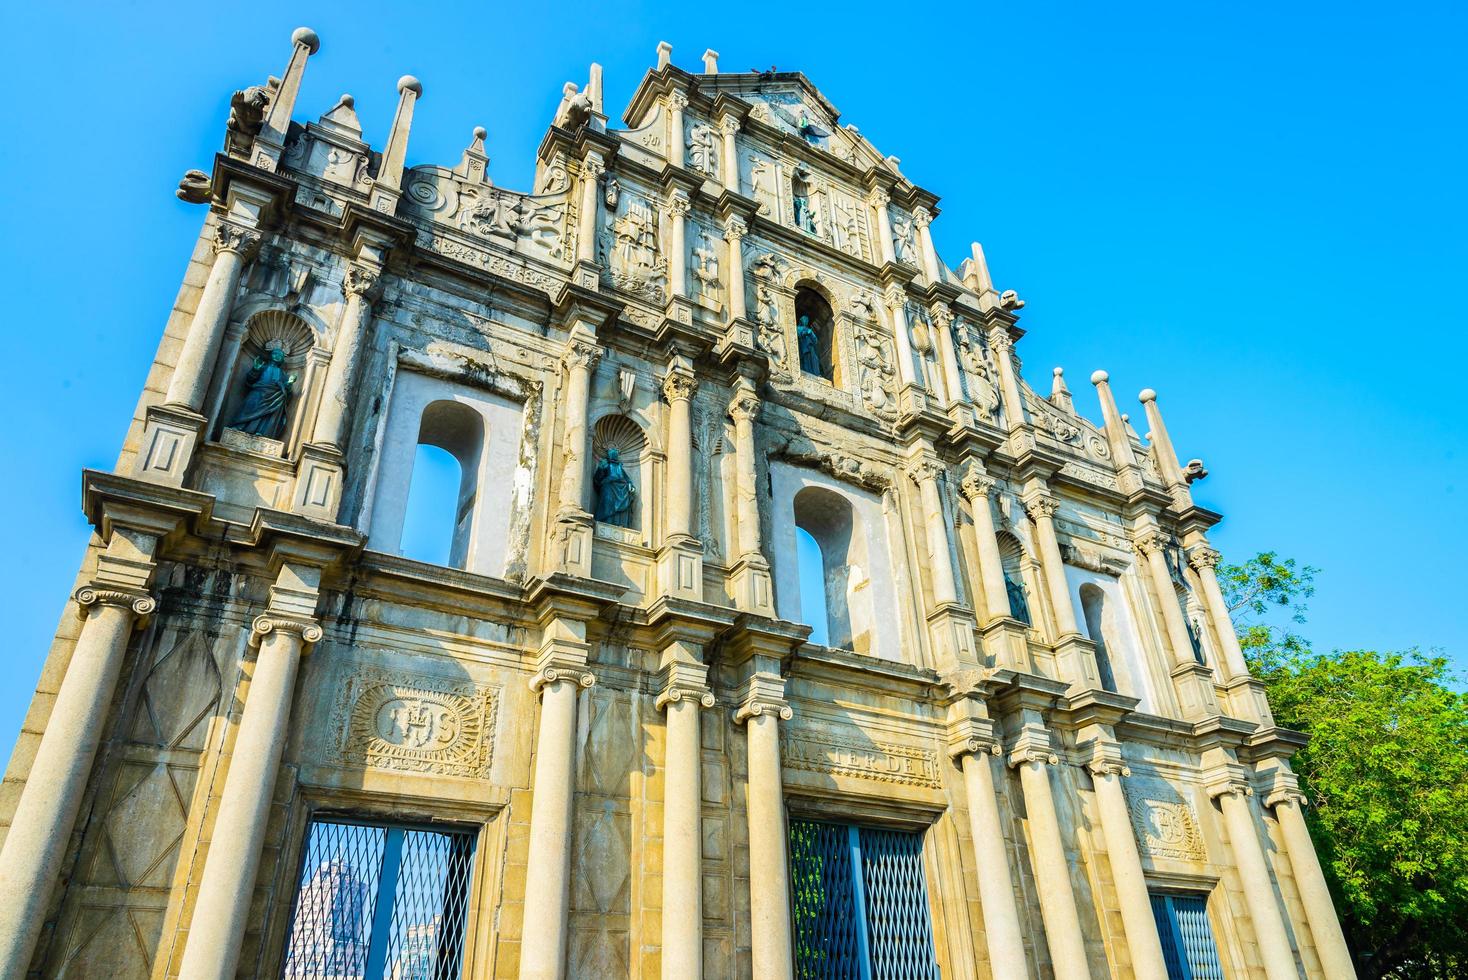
(0, 2, 1463, 760)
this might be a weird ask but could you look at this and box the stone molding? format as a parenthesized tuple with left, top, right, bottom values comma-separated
(733, 672, 792, 724)
(1008, 747, 1059, 769)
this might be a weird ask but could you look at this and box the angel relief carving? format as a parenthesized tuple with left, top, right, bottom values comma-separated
(601, 193, 668, 303)
(855, 320, 898, 419)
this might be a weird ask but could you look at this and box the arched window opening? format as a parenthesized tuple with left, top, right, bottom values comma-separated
(591, 414, 647, 531)
(997, 532, 1032, 626)
(400, 444, 461, 566)
(794, 287, 836, 384)
(795, 527, 829, 647)
(401, 400, 486, 569)
(793, 486, 859, 651)
(1079, 584, 1119, 693)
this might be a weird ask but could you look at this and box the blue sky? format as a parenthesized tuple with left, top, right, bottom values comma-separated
(0, 2, 1463, 758)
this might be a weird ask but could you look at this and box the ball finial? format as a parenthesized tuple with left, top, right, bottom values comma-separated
(1138, 388, 1157, 403)
(292, 28, 320, 54)
(1053, 367, 1064, 377)
(1090, 369, 1109, 385)
(340, 94, 354, 108)
(398, 75, 423, 96)
(473, 126, 487, 140)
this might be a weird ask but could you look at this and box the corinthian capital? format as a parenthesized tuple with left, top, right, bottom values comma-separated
(986, 326, 1014, 355)
(906, 456, 945, 486)
(866, 188, 891, 208)
(959, 462, 997, 502)
(212, 221, 262, 259)
(913, 206, 933, 229)
(728, 386, 760, 423)
(1187, 546, 1222, 571)
(1133, 529, 1171, 557)
(581, 156, 606, 181)
(667, 90, 689, 111)
(662, 369, 697, 403)
(342, 264, 383, 301)
(565, 338, 602, 371)
(723, 215, 749, 241)
(929, 303, 954, 330)
(719, 115, 741, 136)
(667, 191, 691, 218)
(1023, 493, 1058, 521)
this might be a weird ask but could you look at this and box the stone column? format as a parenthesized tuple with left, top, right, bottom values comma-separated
(663, 363, 697, 540)
(931, 304, 965, 409)
(310, 262, 382, 450)
(1270, 791, 1357, 979)
(668, 91, 688, 169)
(910, 458, 958, 606)
(1187, 546, 1250, 681)
(165, 221, 262, 411)
(869, 189, 896, 265)
(728, 381, 774, 614)
(719, 116, 740, 194)
(1136, 530, 1219, 717)
(667, 190, 690, 300)
(1212, 783, 1299, 980)
(657, 649, 715, 980)
(557, 334, 602, 515)
(576, 155, 605, 268)
(1088, 760, 1169, 980)
(950, 739, 1028, 978)
(178, 606, 322, 980)
(914, 206, 942, 284)
(723, 216, 748, 323)
(735, 679, 794, 980)
(0, 584, 156, 975)
(1023, 492, 1080, 637)
(1011, 747, 1092, 978)
(986, 325, 1028, 432)
(883, 286, 918, 389)
(520, 637, 596, 980)
(959, 465, 1011, 624)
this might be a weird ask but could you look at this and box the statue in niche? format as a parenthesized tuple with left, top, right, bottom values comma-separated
(228, 346, 296, 439)
(892, 215, 916, 264)
(592, 447, 637, 527)
(797, 315, 823, 376)
(691, 230, 721, 311)
(687, 122, 718, 176)
(1006, 576, 1032, 625)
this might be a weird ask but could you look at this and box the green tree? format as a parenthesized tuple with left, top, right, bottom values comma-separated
(1221, 554, 1468, 979)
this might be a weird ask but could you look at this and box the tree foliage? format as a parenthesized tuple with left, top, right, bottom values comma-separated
(1221, 553, 1468, 979)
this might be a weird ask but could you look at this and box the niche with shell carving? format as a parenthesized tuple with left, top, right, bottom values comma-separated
(217, 310, 318, 451)
(590, 414, 648, 532)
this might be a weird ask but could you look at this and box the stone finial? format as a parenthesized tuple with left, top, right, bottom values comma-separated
(291, 26, 321, 55)
(703, 49, 719, 73)
(1139, 387, 1192, 497)
(1050, 367, 1074, 413)
(318, 94, 363, 139)
(1092, 370, 1139, 468)
(246, 26, 320, 169)
(457, 126, 490, 184)
(369, 73, 422, 211)
(657, 41, 673, 70)
(397, 74, 423, 96)
(588, 63, 605, 113)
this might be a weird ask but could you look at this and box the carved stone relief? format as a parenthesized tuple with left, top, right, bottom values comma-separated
(599, 192, 667, 304)
(330, 666, 498, 778)
(1127, 779, 1207, 862)
(781, 727, 942, 789)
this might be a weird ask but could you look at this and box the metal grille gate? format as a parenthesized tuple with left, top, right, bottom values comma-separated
(789, 820, 940, 980)
(281, 817, 475, 980)
(1150, 892, 1225, 980)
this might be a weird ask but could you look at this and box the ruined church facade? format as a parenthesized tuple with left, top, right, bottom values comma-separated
(0, 29, 1355, 980)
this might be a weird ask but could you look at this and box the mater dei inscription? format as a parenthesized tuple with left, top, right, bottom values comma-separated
(781, 728, 942, 789)
(330, 667, 499, 779)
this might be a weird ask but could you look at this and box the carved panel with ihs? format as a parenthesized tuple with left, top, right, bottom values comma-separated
(329, 666, 499, 779)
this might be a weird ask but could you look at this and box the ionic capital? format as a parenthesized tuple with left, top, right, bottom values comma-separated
(947, 732, 1002, 761)
(342, 263, 383, 302)
(1265, 788, 1309, 810)
(733, 697, 793, 725)
(733, 672, 792, 725)
(1187, 546, 1222, 571)
(662, 369, 698, 404)
(1206, 778, 1254, 802)
(1086, 759, 1131, 779)
(73, 585, 156, 620)
(212, 221, 263, 259)
(656, 682, 716, 712)
(1008, 747, 1059, 769)
(529, 662, 596, 694)
(249, 613, 324, 649)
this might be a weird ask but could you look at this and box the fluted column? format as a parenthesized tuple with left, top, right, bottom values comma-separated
(1023, 492, 1080, 637)
(723, 216, 748, 323)
(910, 458, 958, 606)
(1088, 760, 1169, 980)
(959, 465, 1012, 624)
(1187, 545, 1250, 680)
(986, 325, 1027, 432)
(667, 190, 690, 300)
(311, 262, 382, 449)
(869, 189, 896, 265)
(663, 363, 697, 540)
(520, 649, 595, 980)
(178, 611, 322, 980)
(914, 206, 942, 284)
(1011, 747, 1092, 978)
(1270, 791, 1356, 979)
(719, 116, 740, 194)
(950, 738, 1028, 977)
(576, 155, 605, 268)
(735, 680, 794, 980)
(0, 584, 156, 975)
(657, 653, 715, 980)
(557, 335, 602, 514)
(1213, 783, 1299, 980)
(668, 91, 688, 169)
(166, 221, 262, 411)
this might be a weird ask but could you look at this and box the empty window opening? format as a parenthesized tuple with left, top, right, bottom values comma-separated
(1079, 583, 1120, 693)
(794, 287, 837, 383)
(793, 486, 861, 651)
(398, 400, 485, 569)
(400, 444, 461, 567)
(796, 527, 830, 646)
(281, 817, 476, 980)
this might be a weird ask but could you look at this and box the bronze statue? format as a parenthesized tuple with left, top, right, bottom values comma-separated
(228, 347, 295, 439)
(592, 447, 637, 527)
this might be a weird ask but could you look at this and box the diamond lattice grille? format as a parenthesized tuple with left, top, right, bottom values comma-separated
(1150, 892, 1224, 980)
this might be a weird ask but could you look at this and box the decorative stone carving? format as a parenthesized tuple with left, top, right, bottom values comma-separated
(687, 122, 719, 177)
(602, 193, 667, 303)
(1060, 542, 1130, 576)
(781, 728, 942, 789)
(331, 667, 498, 778)
(213, 222, 262, 259)
(73, 586, 156, 618)
(959, 465, 997, 502)
(1024, 495, 1059, 522)
(891, 213, 917, 264)
(342, 264, 382, 301)
(691, 229, 722, 312)
(662, 370, 697, 404)
(1133, 529, 1171, 557)
(1187, 546, 1222, 571)
(1127, 784, 1207, 862)
(854, 319, 897, 419)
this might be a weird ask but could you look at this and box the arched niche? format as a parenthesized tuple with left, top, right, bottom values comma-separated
(215, 309, 321, 452)
(590, 413, 649, 532)
(996, 530, 1033, 626)
(793, 285, 839, 385)
(1079, 583, 1120, 693)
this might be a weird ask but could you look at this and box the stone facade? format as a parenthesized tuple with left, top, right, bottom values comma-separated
(0, 29, 1356, 980)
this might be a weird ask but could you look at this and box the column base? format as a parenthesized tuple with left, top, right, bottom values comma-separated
(945, 402, 978, 430)
(554, 510, 595, 578)
(1054, 633, 1102, 691)
(978, 617, 1031, 671)
(926, 603, 980, 673)
(291, 442, 345, 522)
(132, 403, 207, 487)
(657, 535, 705, 601)
(572, 259, 601, 291)
(730, 552, 775, 616)
(897, 383, 931, 420)
(1223, 675, 1274, 725)
(1171, 660, 1222, 719)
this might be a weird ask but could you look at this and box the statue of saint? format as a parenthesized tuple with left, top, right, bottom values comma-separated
(687, 123, 718, 176)
(592, 447, 637, 528)
(797, 315, 823, 376)
(228, 347, 295, 439)
(892, 216, 916, 264)
(1005, 575, 1031, 625)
